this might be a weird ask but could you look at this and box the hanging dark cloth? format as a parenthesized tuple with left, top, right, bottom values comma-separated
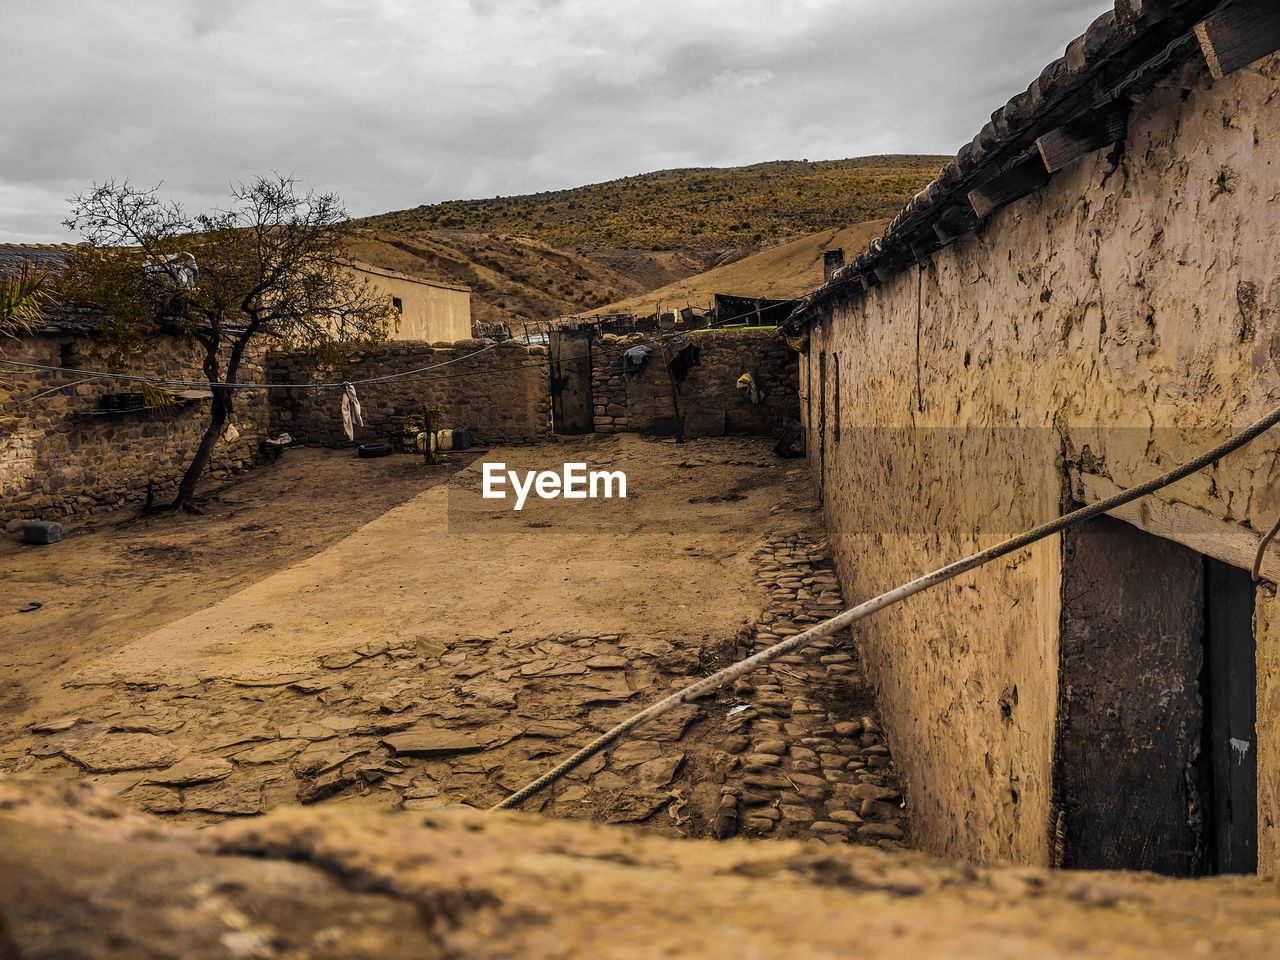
(667, 343, 701, 383)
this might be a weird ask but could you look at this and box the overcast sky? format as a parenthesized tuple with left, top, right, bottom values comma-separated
(1, 0, 1108, 243)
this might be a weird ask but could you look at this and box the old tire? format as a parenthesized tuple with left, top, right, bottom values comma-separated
(356, 442, 393, 458)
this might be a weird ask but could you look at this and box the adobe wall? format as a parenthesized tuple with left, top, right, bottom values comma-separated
(803, 54, 1280, 871)
(0, 333, 269, 527)
(590, 329, 798, 435)
(268, 338, 551, 446)
(351, 263, 473, 342)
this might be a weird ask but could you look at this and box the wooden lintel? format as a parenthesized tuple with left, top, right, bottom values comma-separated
(1036, 105, 1130, 172)
(1195, 0, 1280, 79)
(1074, 469, 1280, 582)
(968, 154, 1052, 219)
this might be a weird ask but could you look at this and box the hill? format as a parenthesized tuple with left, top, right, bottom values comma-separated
(357, 156, 946, 252)
(591, 219, 890, 318)
(350, 155, 948, 326)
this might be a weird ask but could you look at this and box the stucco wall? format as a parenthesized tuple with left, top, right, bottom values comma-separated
(268, 339, 551, 446)
(0, 333, 269, 527)
(803, 54, 1280, 870)
(351, 264, 472, 342)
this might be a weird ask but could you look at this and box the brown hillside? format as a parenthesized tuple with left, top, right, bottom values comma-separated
(593, 219, 890, 318)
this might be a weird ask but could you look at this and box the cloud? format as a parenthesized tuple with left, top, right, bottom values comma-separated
(0, 0, 1113, 242)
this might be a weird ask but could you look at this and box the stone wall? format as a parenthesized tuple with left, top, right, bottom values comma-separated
(0, 332, 269, 527)
(802, 54, 1280, 873)
(590, 329, 798, 435)
(268, 339, 551, 446)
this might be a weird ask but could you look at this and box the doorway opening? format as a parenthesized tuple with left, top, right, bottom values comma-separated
(1056, 516, 1257, 875)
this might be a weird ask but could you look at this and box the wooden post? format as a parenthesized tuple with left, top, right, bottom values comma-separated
(1195, 0, 1280, 79)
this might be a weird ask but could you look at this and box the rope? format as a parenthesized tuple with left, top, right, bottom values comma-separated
(492, 398, 1280, 810)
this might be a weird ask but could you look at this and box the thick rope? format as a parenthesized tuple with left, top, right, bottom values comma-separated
(492, 400, 1280, 810)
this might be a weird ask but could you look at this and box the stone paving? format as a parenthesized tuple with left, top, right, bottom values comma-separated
(2, 451, 908, 850)
(712, 521, 909, 848)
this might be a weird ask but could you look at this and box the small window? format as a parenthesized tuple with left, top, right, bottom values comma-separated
(392, 297, 403, 313)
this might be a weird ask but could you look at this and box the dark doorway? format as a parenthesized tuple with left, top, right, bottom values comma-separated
(1203, 558, 1258, 874)
(1056, 517, 1257, 876)
(549, 329, 593, 435)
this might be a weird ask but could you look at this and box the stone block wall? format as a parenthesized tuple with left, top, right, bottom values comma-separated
(267, 339, 551, 446)
(801, 54, 1280, 873)
(0, 332, 269, 526)
(590, 329, 798, 435)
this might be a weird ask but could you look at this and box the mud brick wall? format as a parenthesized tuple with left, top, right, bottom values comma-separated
(0, 332, 269, 527)
(590, 329, 798, 435)
(268, 339, 551, 446)
(801, 54, 1280, 873)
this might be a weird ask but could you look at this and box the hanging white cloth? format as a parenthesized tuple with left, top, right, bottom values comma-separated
(341, 382, 363, 441)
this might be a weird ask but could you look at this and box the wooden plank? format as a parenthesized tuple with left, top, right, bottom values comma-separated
(1036, 105, 1130, 172)
(1074, 469, 1280, 581)
(968, 152, 1052, 219)
(1203, 558, 1259, 875)
(1195, 0, 1280, 79)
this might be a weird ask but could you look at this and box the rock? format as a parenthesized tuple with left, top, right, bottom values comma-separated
(636, 754, 685, 788)
(585, 655, 628, 669)
(293, 748, 368, 778)
(381, 728, 483, 757)
(129, 785, 184, 814)
(320, 652, 362, 670)
(780, 804, 815, 822)
(827, 809, 864, 826)
(750, 805, 782, 822)
(234, 739, 308, 764)
(848, 783, 901, 802)
(277, 722, 337, 741)
(787, 772, 827, 788)
(143, 756, 234, 786)
(610, 741, 663, 770)
(860, 799, 901, 821)
(30, 716, 82, 734)
(110, 715, 184, 735)
(721, 736, 750, 754)
(61, 734, 183, 773)
(524, 719, 582, 738)
(743, 816, 777, 832)
(753, 739, 787, 755)
(857, 822, 905, 841)
(297, 773, 356, 805)
(742, 753, 781, 767)
(834, 721, 862, 738)
(184, 781, 264, 816)
(810, 821, 851, 836)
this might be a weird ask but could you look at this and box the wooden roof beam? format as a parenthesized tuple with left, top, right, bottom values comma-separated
(1195, 0, 1280, 79)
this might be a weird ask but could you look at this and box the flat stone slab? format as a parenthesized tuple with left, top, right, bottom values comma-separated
(143, 756, 234, 786)
(381, 729, 483, 757)
(29, 716, 82, 734)
(585, 655, 628, 670)
(60, 734, 184, 773)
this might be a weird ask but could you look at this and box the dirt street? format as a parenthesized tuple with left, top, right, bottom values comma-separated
(0, 435, 906, 843)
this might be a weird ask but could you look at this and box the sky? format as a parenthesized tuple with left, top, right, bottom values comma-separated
(1, 0, 1109, 243)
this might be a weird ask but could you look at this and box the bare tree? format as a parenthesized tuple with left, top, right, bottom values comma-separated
(63, 174, 397, 511)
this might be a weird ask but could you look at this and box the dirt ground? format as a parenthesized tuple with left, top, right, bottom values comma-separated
(0, 435, 904, 842)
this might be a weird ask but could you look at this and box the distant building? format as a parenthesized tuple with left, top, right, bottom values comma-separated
(346, 262, 471, 342)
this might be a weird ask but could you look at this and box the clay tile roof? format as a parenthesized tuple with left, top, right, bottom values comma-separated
(791, 0, 1224, 322)
(0, 243, 77, 276)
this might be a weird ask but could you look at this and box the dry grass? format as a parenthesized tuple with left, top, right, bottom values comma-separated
(592, 219, 890, 317)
